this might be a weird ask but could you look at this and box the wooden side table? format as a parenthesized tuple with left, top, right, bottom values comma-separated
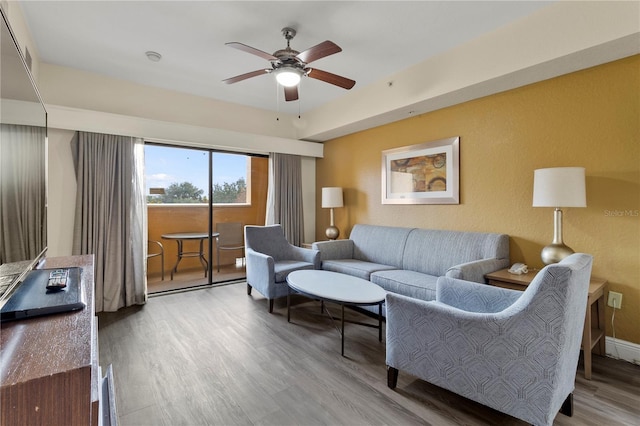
(484, 268, 607, 380)
(302, 242, 328, 249)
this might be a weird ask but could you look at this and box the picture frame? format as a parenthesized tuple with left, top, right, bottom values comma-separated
(381, 136, 460, 204)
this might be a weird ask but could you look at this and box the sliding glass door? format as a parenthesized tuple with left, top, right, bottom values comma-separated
(144, 143, 268, 294)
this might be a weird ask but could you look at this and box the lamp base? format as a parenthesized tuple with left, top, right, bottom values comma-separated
(541, 243, 574, 265)
(325, 225, 340, 241)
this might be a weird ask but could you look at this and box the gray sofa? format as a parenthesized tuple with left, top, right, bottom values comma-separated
(312, 224, 509, 306)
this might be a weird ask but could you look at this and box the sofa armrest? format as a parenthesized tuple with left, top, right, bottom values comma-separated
(436, 276, 522, 313)
(445, 258, 510, 283)
(289, 245, 321, 269)
(312, 239, 354, 262)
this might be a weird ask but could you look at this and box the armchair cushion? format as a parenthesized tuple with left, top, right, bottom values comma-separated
(274, 260, 315, 282)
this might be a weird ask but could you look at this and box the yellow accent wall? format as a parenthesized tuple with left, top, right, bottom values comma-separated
(316, 55, 640, 345)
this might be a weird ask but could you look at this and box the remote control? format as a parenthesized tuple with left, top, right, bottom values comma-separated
(46, 269, 69, 291)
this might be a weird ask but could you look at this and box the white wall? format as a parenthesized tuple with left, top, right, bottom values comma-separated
(1, 1, 41, 80)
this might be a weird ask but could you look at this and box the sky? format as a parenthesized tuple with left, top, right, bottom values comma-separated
(144, 145, 247, 195)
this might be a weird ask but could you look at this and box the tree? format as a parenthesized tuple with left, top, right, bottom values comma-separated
(212, 177, 246, 203)
(146, 178, 246, 204)
(162, 182, 204, 203)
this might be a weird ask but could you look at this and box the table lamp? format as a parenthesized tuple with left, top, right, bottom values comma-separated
(322, 187, 344, 240)
(533, 167, 586, 264)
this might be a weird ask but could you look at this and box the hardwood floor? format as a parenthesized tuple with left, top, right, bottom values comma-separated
(98, 282, 640, 425)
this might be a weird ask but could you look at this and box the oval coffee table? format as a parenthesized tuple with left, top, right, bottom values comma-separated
(286, 270, 387, 356)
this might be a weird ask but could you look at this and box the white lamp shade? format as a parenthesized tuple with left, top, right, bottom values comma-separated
(275, 68, 301, 87)
(533, 167, 586, 207)
(322, 187, 344, 208)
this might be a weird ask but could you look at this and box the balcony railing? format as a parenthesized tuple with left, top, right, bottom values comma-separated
(146, 204, 264, 292)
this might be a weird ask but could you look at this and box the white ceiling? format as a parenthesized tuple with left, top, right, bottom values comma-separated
(19, 1, 553, 115)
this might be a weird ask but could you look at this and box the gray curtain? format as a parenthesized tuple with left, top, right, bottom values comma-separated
(0, 124, 47, 263)
(71, 131, 146, 312)
(266, 153, 305, 246)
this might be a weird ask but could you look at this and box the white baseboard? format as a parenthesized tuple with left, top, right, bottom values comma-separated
(605, 336, 640, 365)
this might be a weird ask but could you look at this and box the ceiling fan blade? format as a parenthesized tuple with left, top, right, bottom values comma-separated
(296, 40, 341, 64)
(222, 69, 269, 84)
(225, 42, 278, 61)
(284, 85, 299, 102)
(306, 68, 356, 90)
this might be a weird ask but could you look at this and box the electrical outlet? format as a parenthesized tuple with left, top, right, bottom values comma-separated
(608, 291, 623, 309)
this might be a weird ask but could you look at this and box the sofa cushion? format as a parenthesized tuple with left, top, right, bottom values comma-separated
(402, 229, 509, 277)
(371, 270, 438, 301)
(321, 259, 397, 281)
(349, 224, 413, 268)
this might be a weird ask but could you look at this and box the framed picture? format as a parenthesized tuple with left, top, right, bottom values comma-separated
(381, 136, 460, 204)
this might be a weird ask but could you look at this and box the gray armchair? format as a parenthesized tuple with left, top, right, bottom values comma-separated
(386, 253, 593, 426)
(244, 225, 320, 313)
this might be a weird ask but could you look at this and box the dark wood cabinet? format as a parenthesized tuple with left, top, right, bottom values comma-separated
(1, 255, 114, 425)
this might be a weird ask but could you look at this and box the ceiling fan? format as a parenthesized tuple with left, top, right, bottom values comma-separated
(223, 27, 356, 102)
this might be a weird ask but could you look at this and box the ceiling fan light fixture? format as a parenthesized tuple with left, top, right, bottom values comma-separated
(275, 68, 302, 87)
(223, 28, 355, 99)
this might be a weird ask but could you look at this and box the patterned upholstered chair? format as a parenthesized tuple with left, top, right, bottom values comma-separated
(244, 224, 320, 313)
(386, 253, 593, 426)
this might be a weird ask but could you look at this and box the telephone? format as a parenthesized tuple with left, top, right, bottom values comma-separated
(508, 263, 528, 275)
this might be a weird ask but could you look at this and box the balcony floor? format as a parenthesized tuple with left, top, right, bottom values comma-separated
(147, 262, 246, 294)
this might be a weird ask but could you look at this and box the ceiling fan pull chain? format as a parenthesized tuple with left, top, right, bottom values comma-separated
(275, 80, 280, 121)
(298, 84, 302, 119)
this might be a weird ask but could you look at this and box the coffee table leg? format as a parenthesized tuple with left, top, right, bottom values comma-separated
(287, 289, 291, 323)
(341, 304, 345, 356)
(378, 302, 383, 342)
